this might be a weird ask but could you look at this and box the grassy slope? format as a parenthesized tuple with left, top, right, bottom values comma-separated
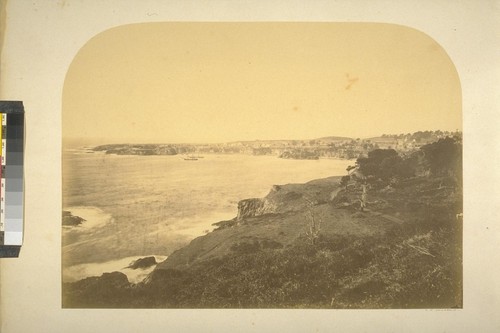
(64, 172, 462, 308)
(145, 175, 462, 308)
(156, 176, 393, 271)
(63, 174, 462, 308)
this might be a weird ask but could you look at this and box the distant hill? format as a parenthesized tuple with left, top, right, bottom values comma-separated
(367, 136, 396, 143)
(316, 136, 352, 142)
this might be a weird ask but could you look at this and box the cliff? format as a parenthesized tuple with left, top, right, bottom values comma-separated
(153, 175, 377, 271)
(235, 181, 327, 220)
(64, 171, 462, 309)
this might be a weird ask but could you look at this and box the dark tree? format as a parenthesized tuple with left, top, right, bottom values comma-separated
(356, 149, 398, 179)
(355, 149, 415, 182)
(420, 137, 462, 178)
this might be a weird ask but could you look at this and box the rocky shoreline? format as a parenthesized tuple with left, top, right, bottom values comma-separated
(63, 170, 462, 308)
(63, 138, 463, 308)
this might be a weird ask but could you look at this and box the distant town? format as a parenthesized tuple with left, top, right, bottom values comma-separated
(93, 130, 462, 160)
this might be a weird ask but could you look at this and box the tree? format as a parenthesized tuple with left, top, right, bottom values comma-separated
(420, 137, 462, 178)
(379, 154, 404, 179)
(356, 149, 398, 179)
(356, 149, 414, 182)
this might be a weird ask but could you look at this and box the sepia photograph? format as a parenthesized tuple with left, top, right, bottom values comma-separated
(61, 23, 462, 309)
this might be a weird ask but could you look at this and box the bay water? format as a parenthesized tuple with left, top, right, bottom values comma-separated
(62, 148, 352, 282)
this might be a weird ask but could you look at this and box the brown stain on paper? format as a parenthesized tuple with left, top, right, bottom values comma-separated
(345, 73, 359, 90)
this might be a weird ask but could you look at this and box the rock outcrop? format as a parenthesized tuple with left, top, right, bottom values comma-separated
(236, 198, 273, 220)
(154, 176, 343, 271)
(62, 211, 86, 226)
(235, 179, 338, 222)
(126, 256, 157, 269)
(63, 271, 131, 308)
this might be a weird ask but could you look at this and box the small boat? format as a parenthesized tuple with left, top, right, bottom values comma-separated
(184, 155, 198, 161)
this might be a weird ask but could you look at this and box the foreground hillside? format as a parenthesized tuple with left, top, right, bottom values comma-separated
(63, 137, 462, 308)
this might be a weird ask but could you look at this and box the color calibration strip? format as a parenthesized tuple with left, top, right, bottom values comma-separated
(1, 113, 5, 231)
(0, 101, 24, 257)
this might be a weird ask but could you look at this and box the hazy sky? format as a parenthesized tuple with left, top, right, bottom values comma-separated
(63, 23, 461, 144)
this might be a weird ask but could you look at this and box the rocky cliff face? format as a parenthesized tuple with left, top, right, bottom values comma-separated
(235, 180, 336, 222)
(236, 197, 275, 220)
(63, 176, 345, 304)
(153, 177, 342, 271)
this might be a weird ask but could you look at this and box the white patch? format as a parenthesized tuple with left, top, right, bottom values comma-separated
(63, 255, 168, 284)
(63, 206, 114, 231)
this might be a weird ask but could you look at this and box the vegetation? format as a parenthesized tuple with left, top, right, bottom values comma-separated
(64, 135, 462, 309)
(64, 212, 461, 308)
(340, 175, 350, 191)
(380, 130, 457, 142)
(356, 135, 461, 185)
(279, 150, 320, 160)
(421, 137, 462, 179)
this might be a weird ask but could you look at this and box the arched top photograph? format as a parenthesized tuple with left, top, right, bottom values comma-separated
(61, 22, 462, 309)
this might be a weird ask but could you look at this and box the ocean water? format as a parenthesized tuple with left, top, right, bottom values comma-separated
(63, 255, 168, 283)
(62, 149, 352, 282)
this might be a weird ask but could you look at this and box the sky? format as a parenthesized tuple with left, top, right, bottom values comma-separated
(62, 23, 461, 144)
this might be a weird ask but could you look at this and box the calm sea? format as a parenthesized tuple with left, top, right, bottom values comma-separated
(62, 148, 352, 282)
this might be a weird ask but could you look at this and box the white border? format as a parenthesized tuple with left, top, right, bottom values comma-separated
(0, 1, 499, 332)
